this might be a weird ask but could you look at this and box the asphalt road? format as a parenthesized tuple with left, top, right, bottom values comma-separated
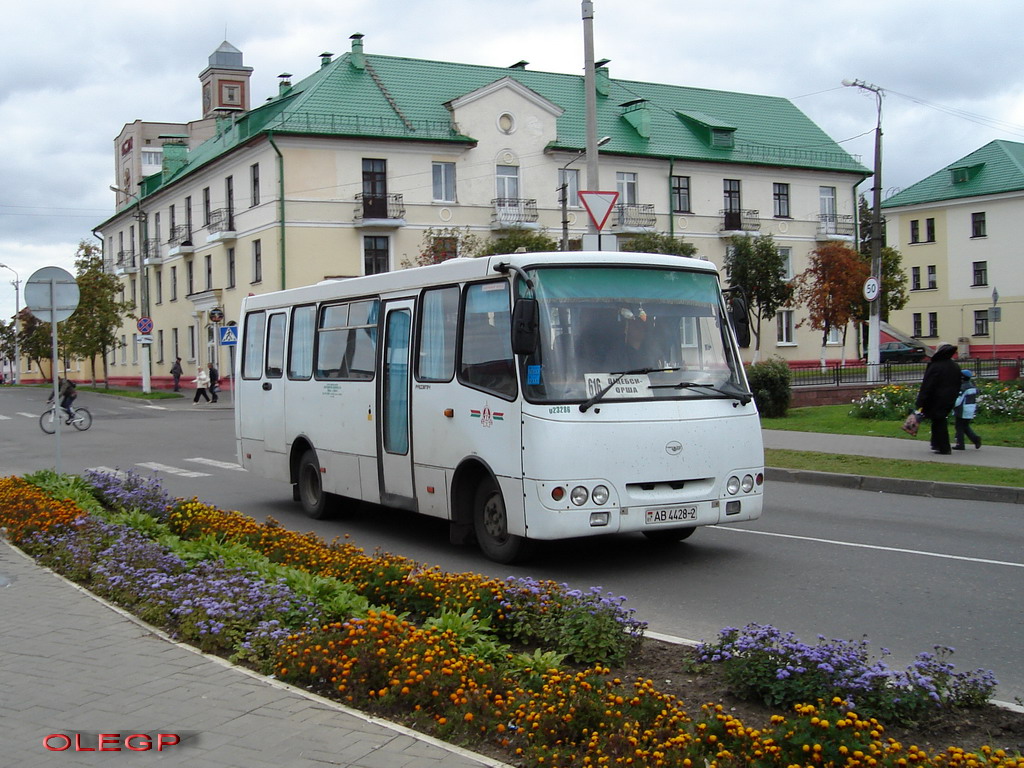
(2, 386, 1021, 703)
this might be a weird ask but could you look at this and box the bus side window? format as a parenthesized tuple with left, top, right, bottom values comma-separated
(459, 283, 516, 399)
(315, 304, 349, 379)
(288, 305, 316, 379)
(265, 313, 287, 378)
(242, 311, 266, 379)
(418, 286, 459, 382)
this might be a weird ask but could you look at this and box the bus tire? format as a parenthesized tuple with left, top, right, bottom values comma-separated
(642, 527, 696, 544)
(297, 449, 332, 519)
(473, 478, 530, 564)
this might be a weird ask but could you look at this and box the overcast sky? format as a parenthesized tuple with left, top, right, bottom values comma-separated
(2, 0, 1022, 322)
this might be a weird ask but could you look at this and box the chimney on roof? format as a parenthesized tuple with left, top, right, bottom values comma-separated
(350, 33, 365, 70)
(595, 59, 611, 97)
(159, 135, 189, 180)
(320, 51, 333, 69)
(509, 60, 529, 70)
(278, 73, 293, 96)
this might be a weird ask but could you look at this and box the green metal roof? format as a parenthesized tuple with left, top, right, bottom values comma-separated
(137, 48, 867, 201)
(882, 140, 1024, 209)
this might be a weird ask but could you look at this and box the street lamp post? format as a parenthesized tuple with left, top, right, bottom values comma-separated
(843, 79, 885, 381)
(0, 262, 21, 384)
(110, 185, 152, 393)
(560, 136, 611, 250)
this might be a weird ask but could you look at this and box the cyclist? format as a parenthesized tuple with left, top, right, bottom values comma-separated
(48, 377, 79, 423)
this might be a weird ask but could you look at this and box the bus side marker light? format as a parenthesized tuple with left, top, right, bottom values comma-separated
(444, 408, 454, 418)
(426, 486, 436, 494)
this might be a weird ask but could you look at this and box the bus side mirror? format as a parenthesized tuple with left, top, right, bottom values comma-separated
(727, 293, 751, 348)
(511, 298, 540, 355)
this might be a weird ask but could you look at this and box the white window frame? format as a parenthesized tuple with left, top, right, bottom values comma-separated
(432, 161, 456, 202)
(616, 172, 638, 205)
(776, 310, 795, 345)
(559, 168, 580, 208)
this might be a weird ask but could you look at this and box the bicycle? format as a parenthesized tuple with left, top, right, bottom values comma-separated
(40, 403, 92, 433)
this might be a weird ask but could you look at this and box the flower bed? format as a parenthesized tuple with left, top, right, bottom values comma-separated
(1, 472, 1019, 768)
(851, 381, 1024, 422)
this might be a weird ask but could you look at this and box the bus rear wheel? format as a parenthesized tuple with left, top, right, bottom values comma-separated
(473, 478, 530, 564)
(642, 527, 696, 544)
(297, 449, 332, 519)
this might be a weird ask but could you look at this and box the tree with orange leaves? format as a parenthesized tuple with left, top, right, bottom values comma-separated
(791, 242, 870, 367)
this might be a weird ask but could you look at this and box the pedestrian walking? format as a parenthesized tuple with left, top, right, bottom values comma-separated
(914, 342, 961, 455)
(170, 357, 183, 392)
(193, 366, 211, 404)
(953, 369, 982, 450)
(208, 362, 219, 403)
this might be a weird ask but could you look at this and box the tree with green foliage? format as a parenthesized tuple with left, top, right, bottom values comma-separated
(620, 232, 697, 257)
(479, 229, 558, 256)
(17, 308, 55, 380)
(63, 241, 134, 386)
(0, 319, 15, 379)
(723, 234, 793, 360)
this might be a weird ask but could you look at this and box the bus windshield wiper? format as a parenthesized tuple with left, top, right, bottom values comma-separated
(649, 380, 753, 405)
(578, 367, 680, 413)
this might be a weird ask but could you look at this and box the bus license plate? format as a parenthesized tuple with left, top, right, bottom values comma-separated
(645, 506, 698, 525)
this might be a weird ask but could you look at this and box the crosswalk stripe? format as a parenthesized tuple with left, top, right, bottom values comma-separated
(18, 412, 37, 418)
(185, 457, 246, 471)
(136, 462, 211, 478)
(88, 466, 129, 479)
(0, 414, 9, 420)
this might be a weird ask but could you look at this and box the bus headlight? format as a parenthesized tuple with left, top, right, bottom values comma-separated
(726, 475, 741, 495)
(570, 486, 589, 506)
(591, 485, 610, 505)
(741, 474, 754, 493)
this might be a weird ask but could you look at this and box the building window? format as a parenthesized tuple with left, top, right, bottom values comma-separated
(617, 172, 638, 205)
(188, 325, 196, 360)
(776, 310, 795, 345)
(972, 261, 988, 286)
(912, 313, 922, 337)
(432, 161, 456, 202)
(154, 269, 162, 305)
(169, 204, 176, 235)
(252, 239, 262, 283)
(559, 168, 580, 208)
(778, 247, 793, 281)
(971, 212, 986, 238)
(172, 327, 179, 360)
(495, 165, 519, 200)
(927, 265, 937, 290)
(131, 333, 139, 365)
(225, 175, 234, 224)
(204, 254, 213, 291)
(911, 266, 921, 290)
(157, 329, 164, 364)
(772, 183, 790, 218)
(973, 310, 990, 336)
(432, 236, 458, 262)
(910, 219, 920, 244)
(364, 235, 389, 275)
(185, 196, 193, 236)
(928, 312, 938, 337)
(121, 335, 127, 365)
(672, 175, 691, 213)
(227, 247, 236, 288)
(170, 265, 177, 301)
(202, 187, 211, 226)
(826, 325, 842, 345)
(186, 259, 195, 295)
(250, 163, 260, 207)
(925, 217, 935, 242)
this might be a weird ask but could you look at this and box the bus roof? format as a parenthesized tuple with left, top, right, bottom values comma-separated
(241, 251, 721, 312)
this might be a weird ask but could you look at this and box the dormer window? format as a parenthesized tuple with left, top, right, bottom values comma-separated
(676, 110, 737, 150)
(950, 163, 983, 184)
(711, 129, 735, 149)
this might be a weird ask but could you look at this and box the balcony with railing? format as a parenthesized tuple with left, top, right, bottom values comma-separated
(115, 250, 138, 275)
(142, 239, 162, 266)
(206, 208, 236, 243)
(167, 224, 194, 256)
(817, 213, 856, 240)
(354, 193, 406, 226)
(614, 203, 657, 231)
(719, 209, 761, 234)
(490, 198, 539, 229)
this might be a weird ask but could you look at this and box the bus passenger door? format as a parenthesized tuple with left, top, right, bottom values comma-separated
(377, 299, 415, 509)
(263, 311, 288, 455)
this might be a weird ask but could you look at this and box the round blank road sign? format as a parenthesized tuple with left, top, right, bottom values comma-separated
(25, 266, 80, 323)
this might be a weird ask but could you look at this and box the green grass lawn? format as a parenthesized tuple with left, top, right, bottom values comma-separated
(761, 405, 1024, 488)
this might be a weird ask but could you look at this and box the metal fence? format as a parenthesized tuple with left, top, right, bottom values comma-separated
(789, 358, 1022, 387)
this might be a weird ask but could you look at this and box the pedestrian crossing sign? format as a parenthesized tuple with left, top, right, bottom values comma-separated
(219, 326, 238, 346)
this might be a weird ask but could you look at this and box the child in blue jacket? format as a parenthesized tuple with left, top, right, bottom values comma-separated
(953, 370, 981, 450)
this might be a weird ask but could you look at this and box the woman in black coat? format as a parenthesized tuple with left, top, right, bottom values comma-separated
(915, 343, 962, 454)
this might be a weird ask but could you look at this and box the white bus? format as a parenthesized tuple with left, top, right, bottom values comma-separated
(235, 251, 763, 563)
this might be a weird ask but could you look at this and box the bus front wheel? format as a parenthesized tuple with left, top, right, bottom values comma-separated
(473, 479, 530, 564)
(297, 449, 332, 519)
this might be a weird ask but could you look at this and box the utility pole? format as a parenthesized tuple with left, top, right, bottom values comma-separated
(581, 0, 600, 229)
(0, 262, 20, 384)
(111, 185, 152, 393)
(844, 79, 884, 381)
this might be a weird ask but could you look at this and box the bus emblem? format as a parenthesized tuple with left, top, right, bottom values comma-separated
(470, 406, 504, 427)
(665, 441, 683, 455)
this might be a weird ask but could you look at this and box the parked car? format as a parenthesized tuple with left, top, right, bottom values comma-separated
(867, 341, 930, 363)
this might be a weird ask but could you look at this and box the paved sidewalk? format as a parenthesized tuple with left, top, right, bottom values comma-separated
(0, 541, 506, 768)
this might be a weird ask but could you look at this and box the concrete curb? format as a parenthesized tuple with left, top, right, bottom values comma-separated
(766, 467, 1024, 505)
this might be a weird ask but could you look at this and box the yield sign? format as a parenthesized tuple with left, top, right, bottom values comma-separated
(578, 190, 619, 231)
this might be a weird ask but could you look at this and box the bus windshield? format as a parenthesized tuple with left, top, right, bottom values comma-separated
(520, 266, 748, 404)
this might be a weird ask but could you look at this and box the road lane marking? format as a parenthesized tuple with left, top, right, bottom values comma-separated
(716, 527, 1024, 568)
(185, 457, 246, 471)
(0, 414, 9, 420)
(141, 405, 168, 410)
(136, 462, 211, 478)
(18, 412, 37, 418)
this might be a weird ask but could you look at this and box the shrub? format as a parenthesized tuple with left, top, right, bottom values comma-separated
(746, 357, 792, 417)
